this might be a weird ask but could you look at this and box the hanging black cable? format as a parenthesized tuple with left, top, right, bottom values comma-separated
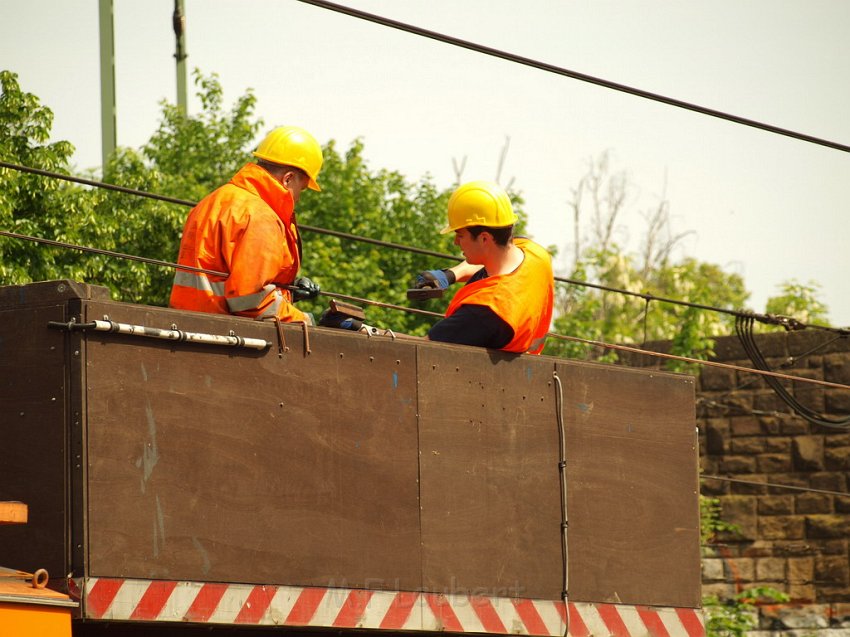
(294, 0, 850, 155)
(4, 159, 847, 336)
(735, 315, 850, 428)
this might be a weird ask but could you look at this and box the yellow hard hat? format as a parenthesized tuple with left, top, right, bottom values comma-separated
(441, 180, 518, 234)
(252, 126, 323, 191)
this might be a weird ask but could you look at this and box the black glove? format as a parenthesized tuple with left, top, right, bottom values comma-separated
(415, 269, 456, 289)
(318, 309, 363, 331)
(291, 276, 320, 303)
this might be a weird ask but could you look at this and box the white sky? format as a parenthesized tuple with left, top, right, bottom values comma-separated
(2, 0, 848, 326)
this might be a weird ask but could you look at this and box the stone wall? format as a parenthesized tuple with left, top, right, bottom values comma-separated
(624, 328, 850, 633)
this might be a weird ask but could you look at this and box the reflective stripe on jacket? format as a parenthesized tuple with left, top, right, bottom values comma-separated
(169, 163, 306, 322)
(444, 238, 554, 354)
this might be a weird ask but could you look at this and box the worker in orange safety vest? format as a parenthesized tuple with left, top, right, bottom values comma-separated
(413, 180, 554, 354)
(169, 126, 323, 323)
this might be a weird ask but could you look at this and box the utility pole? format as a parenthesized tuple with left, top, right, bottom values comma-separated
(173, 0, 188, 115)
(98, 0, 116, 168)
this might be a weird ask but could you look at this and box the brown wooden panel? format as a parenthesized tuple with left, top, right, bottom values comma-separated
(418, 345, 562, 599)
(556, 360, 701, 608)
(83, 301, 422, 590)
(0, 279, 109, 309)
(0, 304, 70, 577)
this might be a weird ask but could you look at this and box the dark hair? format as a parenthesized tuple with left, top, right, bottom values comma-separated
(466, 225, 514, 246)
(256, 159, 308, 181)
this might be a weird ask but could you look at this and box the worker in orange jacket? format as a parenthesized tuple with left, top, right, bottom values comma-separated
(170, 126, 323, 323)
(414, 180, 554, 354)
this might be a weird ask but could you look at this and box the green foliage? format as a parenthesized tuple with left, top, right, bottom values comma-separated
(544, 153, 749, 368)
(0, 70, 92, 285)
(700, 494, 789, 637)
(294, 139, 454, 334)
(545, 248, 749, 369)
(703, 587, 789, 637)
(765, 279, 829, 326)
(699, 495, 739, 546)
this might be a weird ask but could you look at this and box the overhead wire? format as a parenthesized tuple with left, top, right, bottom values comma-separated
(3, 226, 849, 397)
(702, 475, 850, 499)
(2, 160, 846, 336)
(294, 0, 850, 155)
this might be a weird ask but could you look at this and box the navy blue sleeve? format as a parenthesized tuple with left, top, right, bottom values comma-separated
(427, 304, 514, 350)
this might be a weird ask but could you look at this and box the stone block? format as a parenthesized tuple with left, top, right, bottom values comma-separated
(787, 584, 816, 602)
(811, 472, 846, 491)
(756, 557, 787, 581)
(759, 453, 793, 473)
(759, 416, 783, 435)
(832, 603, 850, 623)
(765, 436, 792, 453)
(780, 418, 812, 435)
(730, 437, 766, 455)
(702, 558, 725, 581)
(759, 495, 794, 515)
(774, 541, 817, 557)
(730, 474, 768, 495)
(816, 556, 850, 585)
(720, 455, 758, 474)
(724, 393, 755, 414)
(755, 333, 790, 358)
(760, 515, 805, 540)
(807, 516, 850, 539)
(788, 557, 814, 583)
(730, 415, 761, 436)
(835, 497, 850, 514)
(754, 390, 782, 413)
(825, 354, 850, 385)
(774, 541, 817, 556)
(742, 541, 775, 557)
(720, 496, 758, 539)
(712, 336, 747, 361)
(825, 447, 850, 471)
(825, 390, 850, 414)
(701, 364, 737, 391)
(821, 540, 848, 555)
(704, 419, 729, 455)
(759, 603, 830, 628)
(795, 387, 826, 414)
(794, 436, 825, 471)
(701, 582, 737, 599)
(825, 434, 850, 448)
(767, 474, 808, 494)
(819, 587, 850, 603)
(727, 557, 754, 581)
(796, 493, 834, 515)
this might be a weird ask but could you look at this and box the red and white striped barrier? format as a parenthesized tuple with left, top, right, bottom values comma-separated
(70, 578, 704, 637)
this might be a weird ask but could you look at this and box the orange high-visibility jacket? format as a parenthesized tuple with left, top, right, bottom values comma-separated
(169, 163, 306, 322)
(445, 238, 554, 354)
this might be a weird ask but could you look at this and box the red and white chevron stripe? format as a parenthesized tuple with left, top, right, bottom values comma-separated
(70, 577, 704, 637)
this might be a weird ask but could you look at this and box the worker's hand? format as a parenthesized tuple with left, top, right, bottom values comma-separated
(318, 309, 363, 331)
(291, 277, 320, 302)
(415, 269, 456, 289)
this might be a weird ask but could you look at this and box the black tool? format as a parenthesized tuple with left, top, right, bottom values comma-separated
(406, 287, 445, 301)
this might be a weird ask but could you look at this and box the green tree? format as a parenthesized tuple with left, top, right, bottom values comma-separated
(544, 152, 749, 370)
(0, 70, 94, 285)
(765, 279, 829, 326)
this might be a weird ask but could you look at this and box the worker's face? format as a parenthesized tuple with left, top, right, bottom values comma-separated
(454, 228, 486, 264)
(282, 171, 310, 204)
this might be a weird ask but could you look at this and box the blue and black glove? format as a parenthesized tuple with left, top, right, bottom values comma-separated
(318, 309, 362, 331)
(291, 277, 320, 303)
(415, 269, 456, 290)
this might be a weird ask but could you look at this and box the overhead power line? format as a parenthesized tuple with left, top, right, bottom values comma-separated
(1, 160, 847, 336)
(4, 226, 850, 395)
(294, 0, 850, 155)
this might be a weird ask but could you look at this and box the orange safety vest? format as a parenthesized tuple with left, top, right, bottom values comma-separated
(169, 163, 306, 322)
(445, 238, 554, 354)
